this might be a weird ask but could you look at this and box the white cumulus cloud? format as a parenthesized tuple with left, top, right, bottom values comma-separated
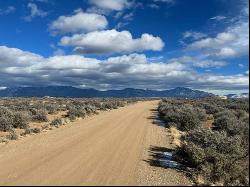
(60, 29, 165, 54)
(88, 0, 132, 11)
(50, 10, 108, 34)
(0, 46, 44, 67)
(0, 45, 248, 92)
(188, 32, 236, 50)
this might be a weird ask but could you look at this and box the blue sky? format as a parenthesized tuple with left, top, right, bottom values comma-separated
(0, 0, 249, 94)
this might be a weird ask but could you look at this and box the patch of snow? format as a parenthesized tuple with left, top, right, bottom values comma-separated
(159, 151, 182, 169)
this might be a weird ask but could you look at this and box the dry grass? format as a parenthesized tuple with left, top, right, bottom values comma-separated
(168, 127, 185, 148)
(195, 174, 224, 186)
(202, 114, 214, 128)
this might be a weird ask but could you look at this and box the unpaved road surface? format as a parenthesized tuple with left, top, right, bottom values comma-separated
(0, 101, 190, 186)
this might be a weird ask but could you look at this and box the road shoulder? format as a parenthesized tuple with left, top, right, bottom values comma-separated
(136, 108, 192, 186)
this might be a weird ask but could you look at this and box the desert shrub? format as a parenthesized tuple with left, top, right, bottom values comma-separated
(0, 107, 14, 131)
(31, 128, 41, 134)
(6, 130, 18, 140)
(179, 128, 249, 185)
(68, 114, 76, 121)
(214, 109, 235, 119)
(20, 128, 32, 136)
(46, 104, 59, 114)
(116, 101, 125, 107)
(102, 103, 114, 110)
(8, 101, 30, 111)
(225, 99, 249, 112)
(202, 103, 221, 114)
(158, 101, 207, 131)
(159, 98, 249, 185)
(29, 108, 37, 115)
(67, 107, 86, 120)
(213, 110, 248, 136)
(32, 110, 48, 122)
(234, 109, 249, 120)
(241, 115, 249, 125)
(84, 105, 97, 114)
(50, 118, 64, 127)
(0, 108, 30, 131)
(0, 116, 13, 131)
(12, 112, 30, 129)
(101, 100, 126, 110)
(0, 98, 146, 132)
(0, 138, 8, 144)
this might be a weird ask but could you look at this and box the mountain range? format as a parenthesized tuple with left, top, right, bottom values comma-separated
(0, 86, 214, 98)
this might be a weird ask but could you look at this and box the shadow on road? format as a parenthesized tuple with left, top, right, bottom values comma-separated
(147, 109, 166, 127)
(144, 146, 192, 177)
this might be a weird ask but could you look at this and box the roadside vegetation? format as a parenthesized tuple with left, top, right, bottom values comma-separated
(158, 97, 249, 186)
(0, 97, 145, 142)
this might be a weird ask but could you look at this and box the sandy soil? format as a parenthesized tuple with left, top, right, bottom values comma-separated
(0, 101, 190, 186)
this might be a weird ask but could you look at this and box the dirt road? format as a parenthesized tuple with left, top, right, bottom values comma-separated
(0, 101, 190, 186)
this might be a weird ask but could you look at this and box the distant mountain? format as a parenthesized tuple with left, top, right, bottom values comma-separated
(0, 86, 214, 98)
(227, 93, 249, 99)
